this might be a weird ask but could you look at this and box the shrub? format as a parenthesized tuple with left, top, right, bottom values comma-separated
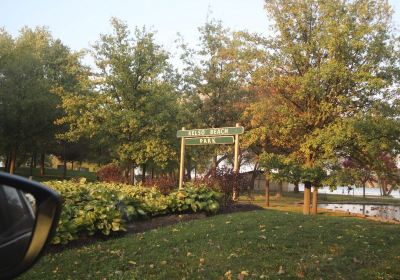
(169, 183, 222, 214)
(47, 181, 147, 244)
(142, 176, 178, 194)
(193, 168, 251, 206)
(44, 181, 221, 245)
(96, 163, 125, 183)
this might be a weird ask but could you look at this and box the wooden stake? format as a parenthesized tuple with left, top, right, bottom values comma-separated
(178, 127, 186, 190)
(312, 187, 318, 215)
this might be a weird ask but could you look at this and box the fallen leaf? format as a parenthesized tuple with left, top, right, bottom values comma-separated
(296, 271, 305, 278)
(227, 253, 238, 259)
(224, 270, 233, 280)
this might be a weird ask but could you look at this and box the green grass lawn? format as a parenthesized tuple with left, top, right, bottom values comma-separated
(20, 209, 400, 280)
(9, 167, 97, 182)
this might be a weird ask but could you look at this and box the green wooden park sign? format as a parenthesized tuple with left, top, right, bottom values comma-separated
(177, 125, 244, 189)
(177, 126, 244, 137)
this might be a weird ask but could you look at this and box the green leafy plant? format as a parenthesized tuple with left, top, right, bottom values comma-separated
(169, 184, 222, 214)
(45, 181, 222, 245)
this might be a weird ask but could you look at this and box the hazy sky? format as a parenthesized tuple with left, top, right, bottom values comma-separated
(2, 0, 400, 60)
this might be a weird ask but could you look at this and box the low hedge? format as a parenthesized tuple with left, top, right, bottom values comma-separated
(44, 181, 222, 245)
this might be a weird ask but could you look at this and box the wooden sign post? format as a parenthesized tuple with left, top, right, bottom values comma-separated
(177, 124, 244, 189)
(178, 127, 186, 190)
(232, 123, 240, 200)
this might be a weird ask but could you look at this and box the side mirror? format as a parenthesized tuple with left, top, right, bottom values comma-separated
(0, 172, 61, 279)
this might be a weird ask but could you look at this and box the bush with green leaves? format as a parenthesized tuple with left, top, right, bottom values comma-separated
(47, 181, 147, 244)
(44, 181, 222, 245)
(168, 183, 222, 214)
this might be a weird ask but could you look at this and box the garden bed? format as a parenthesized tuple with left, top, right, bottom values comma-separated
(43, 181, 224, 245)
(44, 202, 263, 254)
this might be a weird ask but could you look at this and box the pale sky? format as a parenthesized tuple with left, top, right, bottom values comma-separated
(1, 0, 400, 66)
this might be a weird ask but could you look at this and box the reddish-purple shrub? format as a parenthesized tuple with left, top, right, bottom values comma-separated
(193, 168, 250, 206)
(97, 164, 125, 183)
(142, 176, 177, 194)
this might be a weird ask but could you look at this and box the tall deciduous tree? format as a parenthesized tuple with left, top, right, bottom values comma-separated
(246, 0, 399, 214)
(58, 18, 180, 183)
(0, 27, 84, 174)
(179, 20, 265, 176)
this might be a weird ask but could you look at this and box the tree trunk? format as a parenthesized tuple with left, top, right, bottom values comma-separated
(4, 152, 10, 172)
(275, 180, 283, 199)
(129, 169, 134, 185)
(40, 152, 45, 176)
(378, 175, 388, 196)
(30, 153, 34, 176)
(265, 172, 270, 207)
(303, 181, 311, 215)
(362, 182, 366, 198)
(141, 164, 147, 184)
(33, 152, 37, 168)
(387, 185, 393, 196)
(212, 154, 217, 176)
(249, 162, 259, 198)
(124, 167, 129, 182)
(63, 159, 67, 179)
(71, 161, 74, 171)
(129, 162, 135, 185)
(9, 146, 17, 174)
(311, 187, 318, 215)
(294, 182, 299, 193)
(186, 156, 192, 180)
(62, 143, 67, 179)
(151, 166, 154, 179)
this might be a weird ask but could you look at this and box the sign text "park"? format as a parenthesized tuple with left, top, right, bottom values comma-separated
(185, 136, 234, 145)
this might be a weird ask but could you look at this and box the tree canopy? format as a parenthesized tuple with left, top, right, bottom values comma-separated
(0, 1, 399, 207)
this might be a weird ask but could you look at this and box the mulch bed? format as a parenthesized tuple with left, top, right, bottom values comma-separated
(44, 202, 263, 255)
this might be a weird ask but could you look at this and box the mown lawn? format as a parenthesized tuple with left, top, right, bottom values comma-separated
(20, 209, 400, 280)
